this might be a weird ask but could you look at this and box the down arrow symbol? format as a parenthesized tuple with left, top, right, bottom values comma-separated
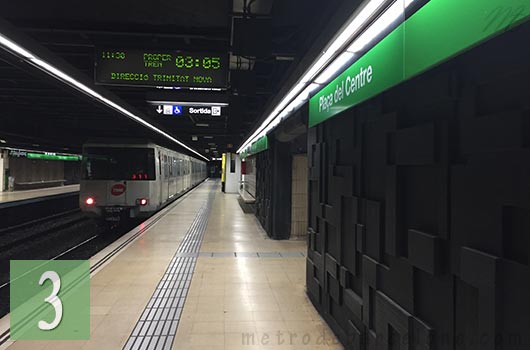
(156, 105, 163, 114)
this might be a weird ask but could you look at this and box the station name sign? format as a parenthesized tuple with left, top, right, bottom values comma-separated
(8, 149, 81, 161)
(95, 49, 228, 89)
(309, 0, 530, 127)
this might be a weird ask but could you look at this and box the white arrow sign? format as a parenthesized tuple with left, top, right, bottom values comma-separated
(156, 105, 163, 114)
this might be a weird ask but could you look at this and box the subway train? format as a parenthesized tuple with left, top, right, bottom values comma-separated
(79, 141, 207, 222)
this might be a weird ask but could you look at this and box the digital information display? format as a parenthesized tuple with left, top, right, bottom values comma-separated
(95, 49, 229, 88)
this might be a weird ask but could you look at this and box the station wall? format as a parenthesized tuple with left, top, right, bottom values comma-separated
(254, 138, 292, 239)
(306, 22, 530, 350)
(254, 130, 307, 240)
(242, 155, 257, 199)
(10, 157, 64, 185)
(64, 160, 82, 185)
(7, 156, 81, 190)
(291, 154, 308, 238)
(255, 148, 273, 234)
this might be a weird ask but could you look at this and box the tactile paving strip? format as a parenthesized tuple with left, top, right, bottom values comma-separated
(182, 251, 306, 258)
(123, 192, 214, 350)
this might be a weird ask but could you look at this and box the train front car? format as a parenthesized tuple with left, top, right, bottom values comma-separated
(80, 142, 159, 222)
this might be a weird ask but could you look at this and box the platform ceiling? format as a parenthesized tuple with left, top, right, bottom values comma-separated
(0, 0, 352, 156)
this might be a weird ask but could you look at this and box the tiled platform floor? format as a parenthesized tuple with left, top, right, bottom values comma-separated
(173, 185, 341, 350)
(4, 181, 342, 350)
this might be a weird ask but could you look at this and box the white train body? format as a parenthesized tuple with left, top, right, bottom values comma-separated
(80, 142, 206, 219)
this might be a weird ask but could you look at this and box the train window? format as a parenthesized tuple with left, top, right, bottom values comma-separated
(83, 147, 156, 181)
(230, 157, 236, 173)
(158, 152, 162, 175)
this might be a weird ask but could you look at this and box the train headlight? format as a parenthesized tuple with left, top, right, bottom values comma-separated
(85, 197, 95, 206)
(137, 198, 148, 206)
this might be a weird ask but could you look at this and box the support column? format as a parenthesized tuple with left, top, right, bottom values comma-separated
(270, 138, 292, 240)
(0, 150, 8, 192)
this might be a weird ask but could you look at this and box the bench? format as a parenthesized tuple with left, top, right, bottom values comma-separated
(238, 181, 256, 204)
(238, 184, 256, 214)
(14, 179, 66, 190)
(239, 190, 256, 204)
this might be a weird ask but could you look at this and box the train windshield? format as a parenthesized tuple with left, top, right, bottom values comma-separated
(83, 147, 156, 180)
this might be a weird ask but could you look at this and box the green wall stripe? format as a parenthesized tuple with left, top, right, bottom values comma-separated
(241, 136, 269, 159)
(309, 0, 530, 127)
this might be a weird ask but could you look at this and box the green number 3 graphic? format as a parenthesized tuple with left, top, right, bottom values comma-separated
(38, 271, 63, 331)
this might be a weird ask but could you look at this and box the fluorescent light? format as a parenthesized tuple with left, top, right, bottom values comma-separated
(0, 139, 6, 144)
(0, 33, 35, 59)
(314, 52, 355, 84)
(275, 56, 295, 61)
(300, 51, 337, 84)
(237, 83, 321, 153)
(300, 0, 387, 84)
(326, 0, 387, 55)
(287, 83, 321, 111)
(275, 83, 306, 113)
(0, 34, 209, 162)
(347, 0, 410, 53)
(238, 0, 417, 154)
(302, 83, 321, 98)
(237, 82, 308, 152)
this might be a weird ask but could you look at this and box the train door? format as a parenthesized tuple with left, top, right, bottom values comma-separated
(167, 155, 171, 198)
(182, 158, 187, 190)
(176, 157, 183, 194)
(186, 159, 191, 188)
(158, 150, 163, 204)
(161, 153, 169, 201)
(169, 157, 177, 197)
(167, 156, 172, 198)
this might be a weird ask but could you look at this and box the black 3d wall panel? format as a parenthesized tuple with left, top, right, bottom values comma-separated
(255, 137, 294, 240)
(307, 23, 530, 350)
(256, 149, 273, 234)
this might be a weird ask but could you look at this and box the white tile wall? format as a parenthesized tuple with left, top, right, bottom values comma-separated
(291, 154, 308, 239)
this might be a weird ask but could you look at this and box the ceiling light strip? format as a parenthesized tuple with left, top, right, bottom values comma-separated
(237, 0, 414, 154)
(0, 34, 209, 162)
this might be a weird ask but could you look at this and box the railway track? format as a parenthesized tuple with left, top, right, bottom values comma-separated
(0, 180, 205, 319)
(0, 193, 79, 230)
(0, 209, 91, 252)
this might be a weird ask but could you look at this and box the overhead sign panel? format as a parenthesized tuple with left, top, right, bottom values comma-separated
(153, 104, 226, 117)
(95, 49, 228, 88)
